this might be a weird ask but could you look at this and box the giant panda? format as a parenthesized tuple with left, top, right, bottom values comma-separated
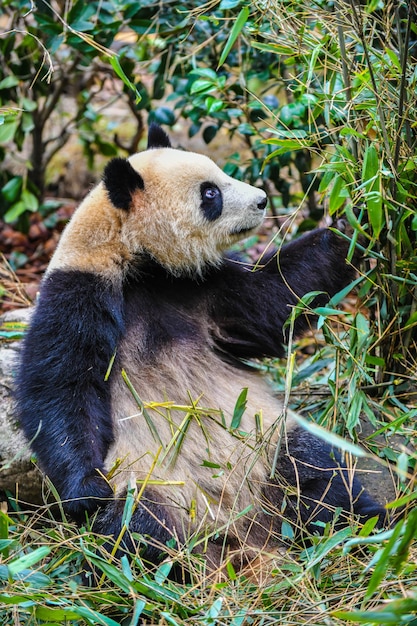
(16, 123, 384, 575)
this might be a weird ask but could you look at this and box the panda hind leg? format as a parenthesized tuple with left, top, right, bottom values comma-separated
(274, 427, 387, 534)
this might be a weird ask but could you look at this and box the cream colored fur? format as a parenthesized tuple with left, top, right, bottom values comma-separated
(108, 333, 297, 555)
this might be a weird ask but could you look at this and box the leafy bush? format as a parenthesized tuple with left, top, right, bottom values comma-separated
(0, 0, 144, 227)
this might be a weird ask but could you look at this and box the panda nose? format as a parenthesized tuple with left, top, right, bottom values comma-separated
(257, 196, 267, 211)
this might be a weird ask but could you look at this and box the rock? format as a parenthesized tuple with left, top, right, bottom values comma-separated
(0, 308, 43, 504)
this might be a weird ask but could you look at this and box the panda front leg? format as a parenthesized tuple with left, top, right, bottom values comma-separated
(212, 226, 360, 360)
(263, 224, 359, 312)
(16, 270, 123, 521)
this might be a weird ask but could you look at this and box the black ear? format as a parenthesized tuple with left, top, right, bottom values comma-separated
(147, 123, 172, 149)
(102, 158, 144, 210)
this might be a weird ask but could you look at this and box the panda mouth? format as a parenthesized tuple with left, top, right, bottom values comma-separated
(230, 225, 258, 237)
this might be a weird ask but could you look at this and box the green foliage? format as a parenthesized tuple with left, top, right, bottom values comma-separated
(0, 0, 154, 228)
(1, 498, 417, 625)
(1, 0, 417, 621)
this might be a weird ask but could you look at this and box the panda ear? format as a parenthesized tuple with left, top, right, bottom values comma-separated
(147, 123, 172, 149)
(102, 158, 144, 210)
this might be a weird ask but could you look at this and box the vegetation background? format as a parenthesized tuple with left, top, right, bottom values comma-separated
(0, 0, 416, 623)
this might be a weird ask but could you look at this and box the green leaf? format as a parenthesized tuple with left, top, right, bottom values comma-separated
(365, 354, 386, 367)
(1, 176, 22, 203)
(190, 79, 216, 95)
(8, 546, 51, 576)
(314, 306, 346, 317)
(218, 6, 250, 68)
(404, 310, 417, 329)
(252, 41, 296, 56)
(0, 513, 10, 558)
(190, 68, 218, 80)
(299, 526, 354, 575)
(281, 519, 295, 540)
(318, 169, 336, 194)
(121, 481, 136, 528)
(110, 56, 141, 104)
(66, 605, 122, 626)
(35, 607, 81, 621)
(0, 119, 18, 143)
(333, 608, 414, 623)
(154, 561, 172, 584)
(365, 519, 405, 599)
(362, 145, 382, 237)
(230, 387, 248, 430)
(0, 76, 19, 89)
(82, 549, 134, 594)
(328, 274, 364, 307)
(204, 597, 224, 620)
(286, 290, 324, 326)
(152, 106, 175, 126)
(201, 460, 221, 468)
(265, 129, 308, 140)
(219, 0, 243, 10)
(329, 175, 350, 213)
(130, 599, 146, 626)
(21, 189, 39, 212)
(4, 200, 27, 223)
(390, 507, 417, 574)
(205, 97, 224, 114)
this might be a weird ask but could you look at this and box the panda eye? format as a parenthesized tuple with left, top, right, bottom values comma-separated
(200, 183, 223, 222)
(203, 186, 220, 200)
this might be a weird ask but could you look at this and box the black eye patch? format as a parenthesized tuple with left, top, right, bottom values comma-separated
(200, 183, 223, 221)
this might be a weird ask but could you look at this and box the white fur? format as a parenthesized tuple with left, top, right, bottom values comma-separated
(108, 334, 296, 549)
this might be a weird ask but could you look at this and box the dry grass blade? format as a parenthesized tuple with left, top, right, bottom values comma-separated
(0, 253, 32, 310)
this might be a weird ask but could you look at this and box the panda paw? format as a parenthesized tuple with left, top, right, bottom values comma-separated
(61, 473, 114, 523)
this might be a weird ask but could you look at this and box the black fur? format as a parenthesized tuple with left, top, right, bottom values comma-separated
(94, 488, 177, 563)
(102, 158, 144, 210)
(269, 427, 385, 532)
(16, 270, 123, 520)
(200, 183, 223, 221)
(209, 228, 358, 360)
(147, 123, 172, 149)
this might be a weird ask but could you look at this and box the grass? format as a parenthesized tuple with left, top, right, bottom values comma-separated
(1, 494, 417, 625)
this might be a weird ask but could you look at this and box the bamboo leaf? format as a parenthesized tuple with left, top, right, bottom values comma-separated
(362, 145, 383, 237)
(365, 519, 405, 599)
(329, 174, 350, 213)
(218, 7, 250, 68)
(230, 387, 248, 430)
(35, 606, 80, 621)
(8, 547, 51, 576)
(110, 56, 141, 104)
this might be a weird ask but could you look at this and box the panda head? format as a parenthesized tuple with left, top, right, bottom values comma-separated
(102, 123, 267, 276)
